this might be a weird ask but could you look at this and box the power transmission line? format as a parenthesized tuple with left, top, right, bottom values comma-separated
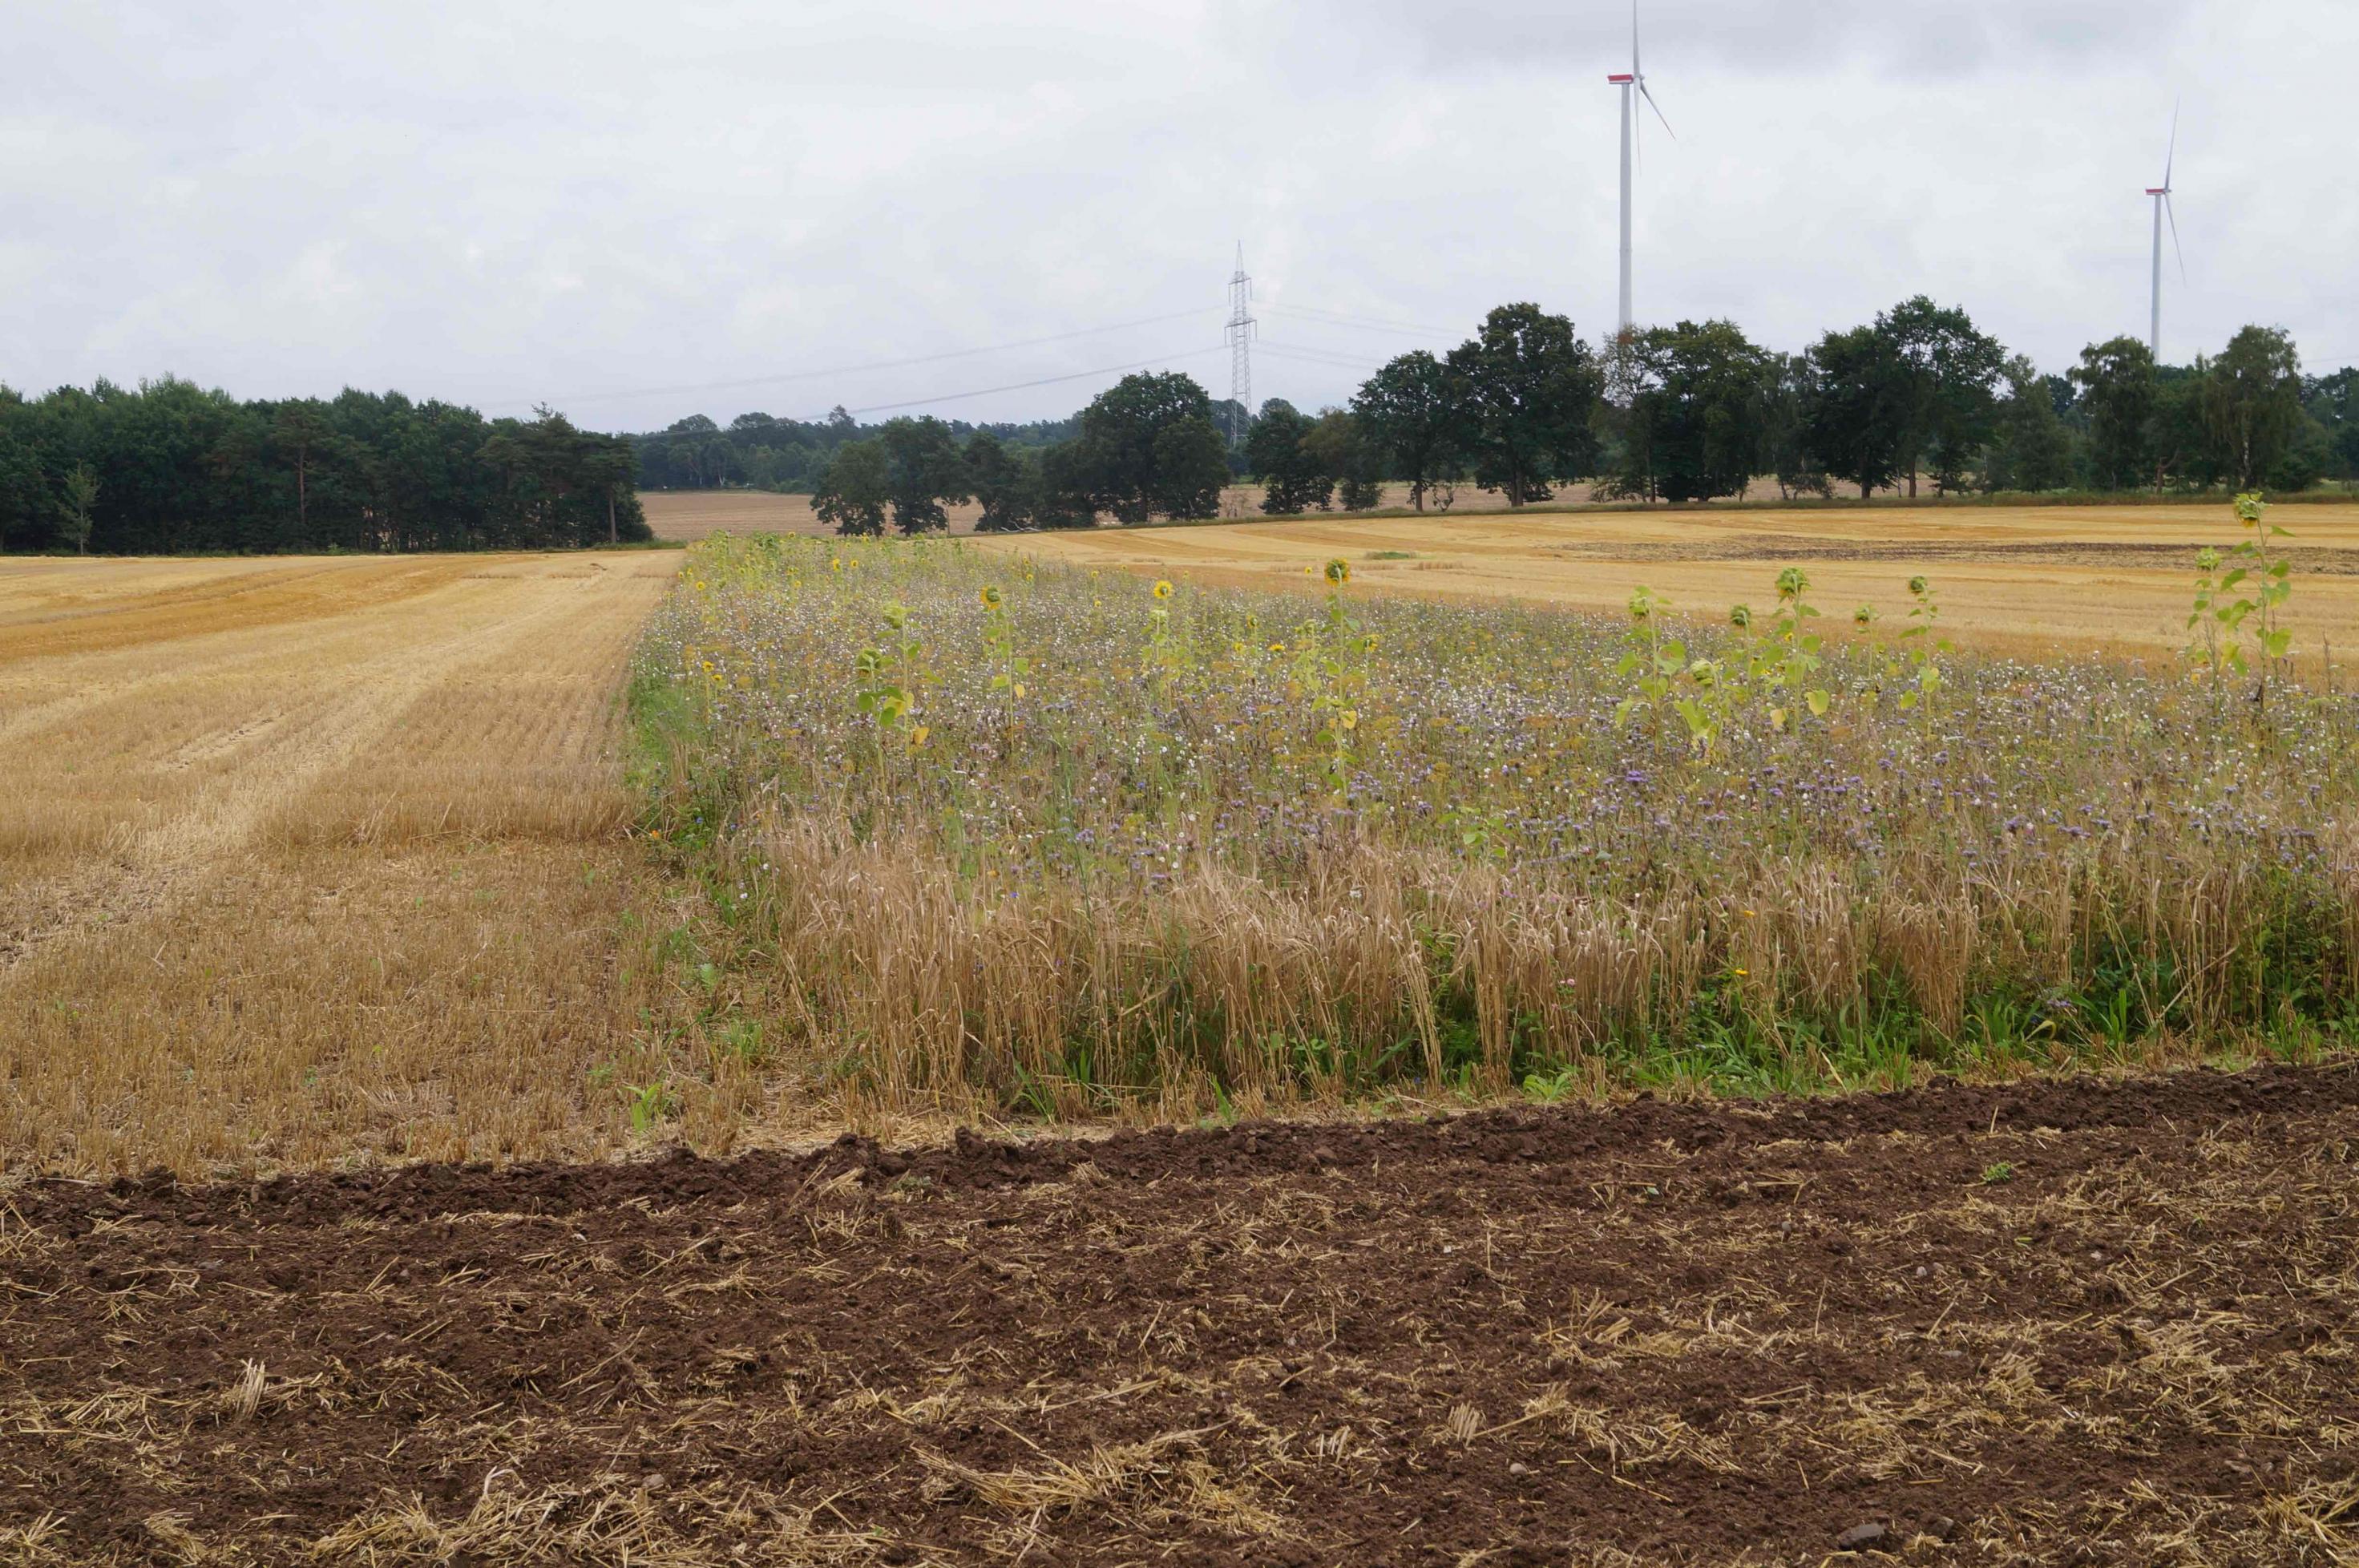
(519, 282, 1462, 428)
(832, 346, 1228, 418)
(1261, 302, 1457, 337)
(511, 306, 1225, 411)
(1258, 341, 1391, 372)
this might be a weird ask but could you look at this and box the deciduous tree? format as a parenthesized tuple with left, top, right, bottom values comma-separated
(2306, 368, 2359, 481)
(2068, 337, 2158, 490)
(1981, 355, 2077, 493)
(1301, 410, 1384, 511)
(814, 439, 891, 535)
(1074, 372, 1222, 523)
(1147, 414, 1230, 520)
(1879, 297, 2004, 495)
(1446, 304, 1602, 506)
(1352, 351, 1464, 511)
(1803, 325, 1907, 499)
(2201, 325, 2308, 491)
(1608, 319, 1775, 503)
(1246, 400, 1331, 514)
(964, 430, 1038, 531)
(877, 416, 970, 535)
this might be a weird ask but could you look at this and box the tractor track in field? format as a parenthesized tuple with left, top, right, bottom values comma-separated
(6, 1063, 2358, 1564)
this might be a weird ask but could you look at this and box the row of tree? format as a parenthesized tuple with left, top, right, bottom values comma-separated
(812, 372, 1234, 535)
(801, 305, 1616, 534)
(0, 379, 649, 554)
(793, 303, 2354, 536)
(1337, 303, 2349, 511)
(631, 406, 1089, 494)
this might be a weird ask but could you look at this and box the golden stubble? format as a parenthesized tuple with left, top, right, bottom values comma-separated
(0, 552, 794, 1177)
(971, 500, 2359, 664)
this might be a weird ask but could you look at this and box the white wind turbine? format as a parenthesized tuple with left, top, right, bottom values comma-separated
(2147, 103, 2187, 361)
(1608, 0, 1674, 337)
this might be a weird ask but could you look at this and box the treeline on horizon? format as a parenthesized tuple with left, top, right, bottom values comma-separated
(643, 304, 2358, 535)
(0, 379, 649, 555)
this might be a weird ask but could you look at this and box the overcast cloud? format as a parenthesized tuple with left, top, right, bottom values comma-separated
(3, 1, 2352, 433)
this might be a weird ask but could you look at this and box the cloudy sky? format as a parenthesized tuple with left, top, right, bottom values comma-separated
(5, 1, 2353, 433)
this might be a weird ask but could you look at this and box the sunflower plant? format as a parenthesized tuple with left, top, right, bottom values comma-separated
(1613, 585, 1685, 732)
(1143, 579, 1186, 705)
(1759, 567, 1834, 731)
(978, 584, 1029, 739)
(1897, 575, 1949, 720)
(1293, 560, 1367, 793)
(853, 600, 926, 782)
(2186, 492, 2295, 713)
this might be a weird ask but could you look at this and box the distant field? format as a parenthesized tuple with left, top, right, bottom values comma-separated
(641, 478, 1818, 542)
(976, 501, 2359, 661)
(652, 489, 2359, 661)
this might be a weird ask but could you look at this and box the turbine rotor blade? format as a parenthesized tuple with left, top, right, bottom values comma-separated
(1641, 81, 1675, 139)
(1632, 0, 1641, 76)
(2164, 98, 2179, 188)
(2165, 192, 2187, 283)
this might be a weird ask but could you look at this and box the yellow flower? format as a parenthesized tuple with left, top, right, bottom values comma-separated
(1324, 558, 1351, 585)
(908, 724, 930, 749)
(1153, 580, 1174, 600)
(979, 585, 1003, 608)
(1733, 968, 1751, 978)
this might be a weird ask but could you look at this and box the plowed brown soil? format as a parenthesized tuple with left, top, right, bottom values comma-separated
(8, 1065, 2357, 1565)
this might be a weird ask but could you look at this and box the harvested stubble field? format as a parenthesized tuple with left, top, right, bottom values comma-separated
(981, 500, 2359, 662)
(0, 551, 716, 1174)
(5, 1066, 2358, 1564)
(648, 491, 2359, 662)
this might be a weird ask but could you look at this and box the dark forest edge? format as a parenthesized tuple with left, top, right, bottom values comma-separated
(0, 381, 648, 555)
(633, 301, 2357, 537)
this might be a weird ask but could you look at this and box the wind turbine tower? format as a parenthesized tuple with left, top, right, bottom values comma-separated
(1226, 244, 1255, 445)
(2146, 104, 2186, 361)
(1608, 1, 1673, 336)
